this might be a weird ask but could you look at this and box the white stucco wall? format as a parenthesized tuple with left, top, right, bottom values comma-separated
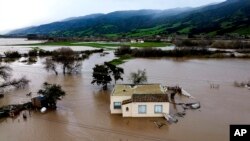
(110, 96, 131, 114)
(122, 102, 169, 117)
(122, 103, 132, 117)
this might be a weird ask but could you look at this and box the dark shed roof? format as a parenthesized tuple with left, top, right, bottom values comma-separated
(122, 99, 132, 105)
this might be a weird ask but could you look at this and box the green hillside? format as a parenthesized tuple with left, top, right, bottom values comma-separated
(8, 0, 250, 37)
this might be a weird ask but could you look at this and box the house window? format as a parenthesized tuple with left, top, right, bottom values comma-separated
(154, 105, 163, 113)
(114, 102, 121, 109)
(138, 105, 147, 114)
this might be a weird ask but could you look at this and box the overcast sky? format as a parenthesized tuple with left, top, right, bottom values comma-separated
(0, 0, 225, 34)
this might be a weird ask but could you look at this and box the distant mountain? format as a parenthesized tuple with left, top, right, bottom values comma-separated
(8, 0, 250, 37)
(61, 14, 105, 22)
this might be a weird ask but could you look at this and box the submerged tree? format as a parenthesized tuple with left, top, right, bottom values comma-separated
(53, 47, 76, 74)
(43, 47, 82, 75)
(43, 58, 58, 75)
(0, 65, 12, 80)
(38, 82, 66, 109)
(104, 62, 124, 84)
(129, 69, 147, 84)
(91, 64, 112, 90)
(0, 64, 29, 92)
(91, 62, 124, 90)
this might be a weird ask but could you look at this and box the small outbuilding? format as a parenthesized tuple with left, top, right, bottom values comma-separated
(31, 96, 48, 108)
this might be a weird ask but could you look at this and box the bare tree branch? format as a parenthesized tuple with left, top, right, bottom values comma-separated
(43, 48, 82, 75)
(66, 61, 82, 74)
(43, 58, 58, 75)
(0, 65, 12, 80)
(129, 69, 147, 84)
(0, 77, 30, 89)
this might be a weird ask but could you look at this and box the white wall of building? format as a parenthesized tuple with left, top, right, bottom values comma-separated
(110, 96, 131, 114)
(122, 102, 169, 117)
(122, 103, 132, 117)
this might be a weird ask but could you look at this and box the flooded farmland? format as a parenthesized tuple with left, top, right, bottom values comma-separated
(1, 38, 250, 141)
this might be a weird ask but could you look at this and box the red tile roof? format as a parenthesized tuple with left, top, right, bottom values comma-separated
(122, 94, 169, 105)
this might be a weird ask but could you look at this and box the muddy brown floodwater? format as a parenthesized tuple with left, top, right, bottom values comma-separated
(1, 39, 250, 141)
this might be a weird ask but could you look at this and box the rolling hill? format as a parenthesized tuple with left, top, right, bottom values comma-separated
(8, 0, 250, 37)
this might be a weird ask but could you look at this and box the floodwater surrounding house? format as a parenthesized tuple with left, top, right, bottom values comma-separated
(1, 39, 250, 141)
(110, 84, 170, 117)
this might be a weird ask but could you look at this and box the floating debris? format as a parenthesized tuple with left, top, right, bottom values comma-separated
(210, 83, 220, 89)
(100, 52, 109, 57)
(23, 112, 27, 119)
(181, 89, 194, 98)
(182, 102, 201, 110)
(0, 111, 7, 118)
(163, 85, 194, 98)
(26, 92, 32, 97)
(234, 81, 250, 89)
(153, 121, 166, 128)
(163, 113, 178, 124)
(175, 112, 186, 118)
(40, 107, 47, 113)
(0, 94, 4, 99)
(0, 102, 32, 119)
(191, 103, 201, 109)
(245, 84, 250, 90)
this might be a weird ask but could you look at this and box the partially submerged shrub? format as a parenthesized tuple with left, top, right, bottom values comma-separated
(39, 49, 53, 56)
(28, 50, 38, 56)
(4, 51, 21, 58)
(212, 40, 250, 49)
(234, 80, 250, 88)
(27, 57, 37, 64)
(81, 49, 104, 55)
(115, 45, 132, 55)
(175, 39, 200, 47)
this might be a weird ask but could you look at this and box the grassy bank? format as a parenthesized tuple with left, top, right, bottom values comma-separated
(108, 55, 132, 65)
(129, 42, 172, 47)
(19, 41, 172, 48)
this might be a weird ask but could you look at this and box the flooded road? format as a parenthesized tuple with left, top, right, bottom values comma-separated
(1, 39, 250, 141)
